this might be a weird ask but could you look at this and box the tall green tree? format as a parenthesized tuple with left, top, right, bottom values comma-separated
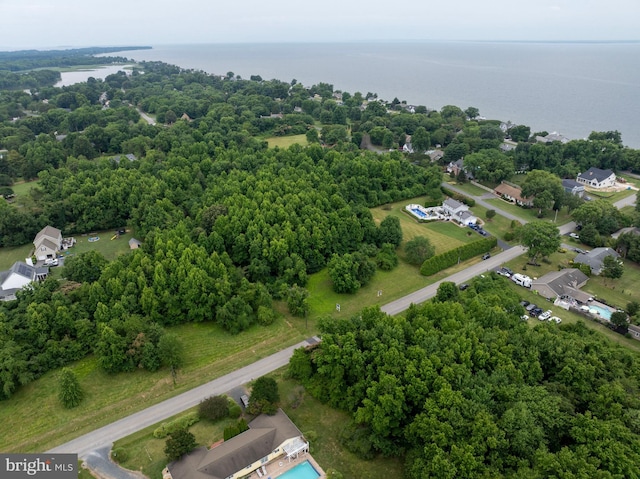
(164, 428, 196, 461)
(404, 236, 435, 265)
(518, 221, 560, 265)
(58, 367, 83, 408)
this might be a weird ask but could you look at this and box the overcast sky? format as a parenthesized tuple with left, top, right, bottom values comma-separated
(1, 0, 638, 50)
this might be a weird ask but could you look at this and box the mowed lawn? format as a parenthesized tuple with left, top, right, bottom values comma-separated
(0, 317, 310, 453)
(370, 197, 475, 254)
(484, 198, 573, 225)
(306, 196, 482, 319)
(113, 408, 237, 479)
(266, 134, 308, 149)
(6, 179, 41, 209)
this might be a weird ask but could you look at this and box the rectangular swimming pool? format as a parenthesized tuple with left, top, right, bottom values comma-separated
(275, 460, 320, 479)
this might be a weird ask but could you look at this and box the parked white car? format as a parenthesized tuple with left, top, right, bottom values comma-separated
(538, 310, 552, 321)
(569, 233, 580, 239)
(44, 258, 58, 266)
(549, 316, 562, 324)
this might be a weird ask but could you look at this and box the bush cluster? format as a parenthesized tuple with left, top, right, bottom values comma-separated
(153, 411, 200, 439)
(420, 237, 497, 276)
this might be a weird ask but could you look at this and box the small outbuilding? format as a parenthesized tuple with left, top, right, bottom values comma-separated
(129, 238, 142, 250)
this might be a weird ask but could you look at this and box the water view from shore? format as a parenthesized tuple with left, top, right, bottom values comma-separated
(101, 42, 638, 148)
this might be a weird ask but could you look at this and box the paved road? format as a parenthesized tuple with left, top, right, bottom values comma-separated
(613, 192, 637, 209)
(381, 245, 527, 316)
(48, 338, 318, 459)
(136, 108, 156, 126)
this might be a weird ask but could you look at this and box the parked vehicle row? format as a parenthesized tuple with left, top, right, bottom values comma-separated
(520, 301, 562, 323)
(468, 223, 490, 237)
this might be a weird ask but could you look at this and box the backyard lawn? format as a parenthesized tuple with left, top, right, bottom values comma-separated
(266, 134, 308, 149)
(443, 180, 489, 197)
(484, 198, 573, 225)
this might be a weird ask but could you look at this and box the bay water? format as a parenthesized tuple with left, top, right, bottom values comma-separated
(88, 42, 640, 148)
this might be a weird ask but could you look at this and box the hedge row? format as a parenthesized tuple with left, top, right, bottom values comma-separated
(153, 411, 200, 439)
(420, 237, 497, 276)
(441, 187, 476, 207)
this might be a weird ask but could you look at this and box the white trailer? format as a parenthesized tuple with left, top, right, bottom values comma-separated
(511, 273, 532, 288)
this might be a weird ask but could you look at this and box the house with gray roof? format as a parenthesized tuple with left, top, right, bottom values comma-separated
(562, 179, 585, 197)
(33, 225, 62, 261)
(531, 268, 591, 303)
(573, 247, 621, 275)
(166, 409, 310, 479)
(576, 167, 616, 189)
(0, 261, 48, 301)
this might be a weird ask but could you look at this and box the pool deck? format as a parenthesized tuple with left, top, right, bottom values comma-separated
(247, 453, 326, 479)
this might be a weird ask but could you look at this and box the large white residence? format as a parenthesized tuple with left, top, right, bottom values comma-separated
(576, 167, 616, 189)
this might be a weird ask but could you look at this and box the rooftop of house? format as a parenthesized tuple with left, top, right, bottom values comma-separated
(562, 179, 583, 188)
(35, 225, 62, 243)
(168, 409, 304, 479)
(577, 167, 615, 183)
(443, 198, 465, 210)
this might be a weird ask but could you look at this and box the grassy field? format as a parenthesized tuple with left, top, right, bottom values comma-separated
(114, 371, 404, 479)
(443, 181, 489, 196)
(7, 179, 41, 208)
(370, 197, 475, 254)
(484, 198, 573, 224)
(113, 408, 237, 479)
(266, 134, 308, 149)
(589, 187, 637, 204)
(0, 317, 310, 453)
(69, 229, 137, 261)
(471, 204, 521, 243)
(0, 243, 33, 270)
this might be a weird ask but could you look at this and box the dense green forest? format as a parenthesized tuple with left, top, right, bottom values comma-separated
(290, 277, 640, 478)
(1, 53, 640, 477)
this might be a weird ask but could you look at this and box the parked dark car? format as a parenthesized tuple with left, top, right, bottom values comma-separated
(520, 300, 530, 307)
(482, 253, 491, 260)
(531, 307, 544, 317)
(459, 283, 470, 291)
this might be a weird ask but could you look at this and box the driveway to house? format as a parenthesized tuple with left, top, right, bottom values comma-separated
(136, 108, 156, 126)
(48, 338, 318, 459)
(613, 193, 637, 209)
(442, 182, 529, 224)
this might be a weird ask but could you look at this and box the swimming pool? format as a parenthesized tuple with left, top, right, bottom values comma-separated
(589, 304, 613, 320)
(411, 208, 428, 218)
(276, 461, 320, 479)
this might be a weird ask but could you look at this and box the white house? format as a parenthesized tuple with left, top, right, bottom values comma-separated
(442, 198, 476, 225)
(33, 225, 62, 261)
(0, 261, 48, 301)
(576, 167, 616, 189)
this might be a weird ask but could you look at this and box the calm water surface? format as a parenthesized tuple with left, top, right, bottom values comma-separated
(104, 42, 640, 147)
